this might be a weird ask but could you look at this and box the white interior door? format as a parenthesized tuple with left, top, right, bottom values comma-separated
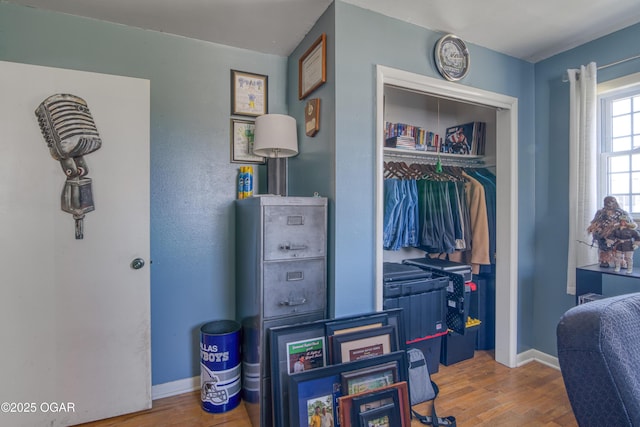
(0, 61, 151, 426)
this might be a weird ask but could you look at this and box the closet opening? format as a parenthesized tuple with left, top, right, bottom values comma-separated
(374, 65, 519, 368)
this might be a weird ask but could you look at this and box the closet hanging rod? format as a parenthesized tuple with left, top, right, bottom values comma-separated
(562, 53, 640, 82)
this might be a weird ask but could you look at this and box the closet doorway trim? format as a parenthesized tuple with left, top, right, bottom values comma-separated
(374, 65, 519, 368)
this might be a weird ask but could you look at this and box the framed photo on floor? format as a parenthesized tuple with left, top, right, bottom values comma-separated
(350, 385, 400, 426)
(269, 320, 327, 427)
(340, 361, 399, 395)
(332, 325, 396, 363)
(358, 402, 400, 427)
(338, 382, 411, 427)
(289, 352, 408, 427)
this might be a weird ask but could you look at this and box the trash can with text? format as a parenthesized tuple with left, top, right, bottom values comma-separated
(200, 320, 242, 413)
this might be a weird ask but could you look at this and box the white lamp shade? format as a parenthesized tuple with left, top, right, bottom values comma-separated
(253, 114, 299, 158)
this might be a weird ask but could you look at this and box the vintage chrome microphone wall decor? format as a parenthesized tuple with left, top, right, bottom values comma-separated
(35, 93, 103, 239)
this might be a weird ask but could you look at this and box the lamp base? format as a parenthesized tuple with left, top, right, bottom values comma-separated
(266, 158, 287, 196)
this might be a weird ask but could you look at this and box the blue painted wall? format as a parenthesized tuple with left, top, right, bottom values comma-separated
(3, 0, 640, 388)
(0, 2, 287, 385)
(326, 3, 537, 352)
(287, 4, 338, 315)
(533, 22, 640, 356)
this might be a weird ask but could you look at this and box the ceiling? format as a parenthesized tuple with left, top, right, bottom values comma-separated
(6, 0, 640, 62)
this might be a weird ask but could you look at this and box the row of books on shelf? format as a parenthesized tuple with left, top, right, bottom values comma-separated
(385, 121, 486, 155)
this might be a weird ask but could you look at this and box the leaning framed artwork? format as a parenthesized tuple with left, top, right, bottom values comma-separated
(230, 119, 264, 164)
(332, 325, 396, 364)
(338, 383, 398, 427)
(270, 321, 327, 427)
(358, 402, 401, 427)
(340, 361, 399, 395)
(298, 33, 327, 99)
(325, 312, 388, 337)
(230, 69, 268, 117)
(288, 351, 408, 427)
(338, 382, 411, 427)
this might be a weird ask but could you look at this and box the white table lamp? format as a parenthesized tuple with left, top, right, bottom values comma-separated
(253, 114, 299, 195)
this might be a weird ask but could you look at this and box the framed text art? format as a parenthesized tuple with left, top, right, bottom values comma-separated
(298, 33, 327, 99)
(331, 325, 396, 364)
(230, 119, 264, 164)
(231, 69, 268, 117)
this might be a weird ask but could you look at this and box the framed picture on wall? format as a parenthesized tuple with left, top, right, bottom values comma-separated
(231, 69, 268, 117)
(298, 33, 327, 99)
(230, 119, 264, 164)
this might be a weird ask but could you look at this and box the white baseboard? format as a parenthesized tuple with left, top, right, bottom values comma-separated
(517, 349, 560, 370)
(152, 376, 200, 400)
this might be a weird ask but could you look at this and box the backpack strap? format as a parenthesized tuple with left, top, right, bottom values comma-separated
(407, 347, 457, 427)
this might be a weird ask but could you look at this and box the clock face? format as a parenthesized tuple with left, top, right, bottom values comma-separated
(434, 34, 470, 81)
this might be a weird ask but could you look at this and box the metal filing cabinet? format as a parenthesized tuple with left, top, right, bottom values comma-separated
(235, 195, 327, 427)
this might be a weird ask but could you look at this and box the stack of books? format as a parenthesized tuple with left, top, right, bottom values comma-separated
(385, 135, 415, 149)
(385, 121, 441, 151)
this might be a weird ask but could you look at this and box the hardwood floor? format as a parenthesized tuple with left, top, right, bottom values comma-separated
(76, 351, 576, 427)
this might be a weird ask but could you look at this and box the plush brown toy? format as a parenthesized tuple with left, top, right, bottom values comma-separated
(610, 215, 640, 274)
(587, 196, 632, 267)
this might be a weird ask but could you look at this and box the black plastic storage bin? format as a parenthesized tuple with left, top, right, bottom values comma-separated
(441, 323, 480, 366)
(402, 257, 471, 335)
(474, 274, 496, 350)
(382, 262, 448, 340)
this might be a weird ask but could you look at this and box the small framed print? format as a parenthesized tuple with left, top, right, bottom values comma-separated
(332, 325, 396, 364)
(305, 98, 320, 137)
(270, 321, 327, 427)
(298, 33, 327, 99)
(231, 69, 268, 117)
(230, 119, 264, 164)
(286, 336, 327, 375)
(360, 382, 411, 427)
(338, 382, 410, 427)
(289, 352, 407, 427)
(340, 361, 398, 395)
(358, 402, 400, 427)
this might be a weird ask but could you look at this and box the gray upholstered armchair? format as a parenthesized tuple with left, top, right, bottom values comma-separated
(557, 293, 640, 426)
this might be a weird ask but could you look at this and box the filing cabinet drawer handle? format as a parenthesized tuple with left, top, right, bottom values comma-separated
(280, 297, 307, 306)
(287, 271, 304, 281)
(280, 243, 308, 251)
(287, 215, 305, 225)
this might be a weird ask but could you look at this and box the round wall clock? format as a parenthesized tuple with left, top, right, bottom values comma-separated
(434, 34, 470, 81)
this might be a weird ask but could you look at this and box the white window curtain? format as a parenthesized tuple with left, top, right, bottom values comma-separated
(566, 62, 598, 295)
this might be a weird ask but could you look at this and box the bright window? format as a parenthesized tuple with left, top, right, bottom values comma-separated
(600, 83, 640, 217)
